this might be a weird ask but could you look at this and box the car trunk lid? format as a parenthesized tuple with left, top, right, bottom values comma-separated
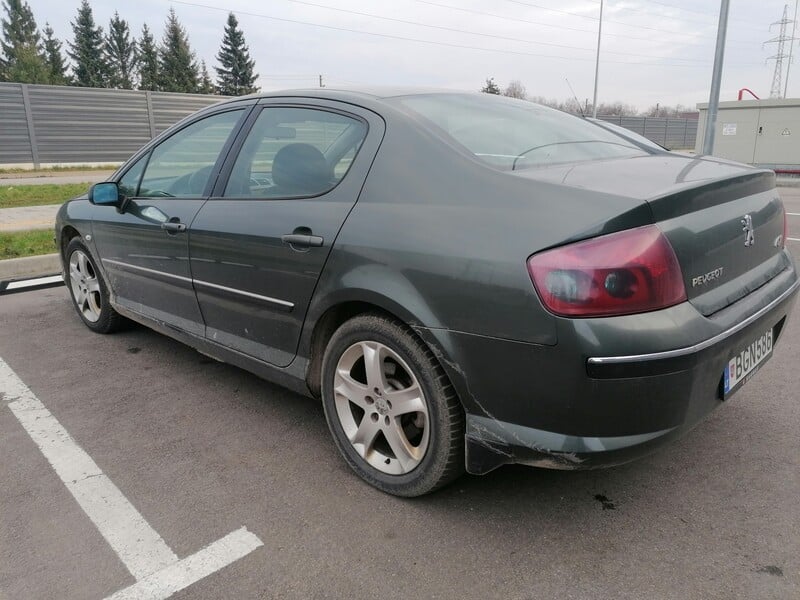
(513, 154, 788, 316)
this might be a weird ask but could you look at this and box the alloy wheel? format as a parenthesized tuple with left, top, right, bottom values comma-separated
(68, 250, 102, 323)
(333, 340, 430, 475)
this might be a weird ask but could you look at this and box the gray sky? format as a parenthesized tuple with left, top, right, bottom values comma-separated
(32, 0, 800, 109)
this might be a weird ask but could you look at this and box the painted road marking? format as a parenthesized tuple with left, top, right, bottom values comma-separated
(0, 274, 63, 295)
(0, 357, 263, 598)
(107, 528, 262, 600)
(787, 212, 800, 216)
(788, 237, 800, 242)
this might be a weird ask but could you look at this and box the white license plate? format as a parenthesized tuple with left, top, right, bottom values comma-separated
(723, 329, 773, 395)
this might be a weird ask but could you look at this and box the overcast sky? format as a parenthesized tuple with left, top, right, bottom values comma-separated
(31, 0, 800, 109)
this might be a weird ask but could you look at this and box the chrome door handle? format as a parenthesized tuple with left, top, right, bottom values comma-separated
(281, 234, 324, 247)
(161, 222, 187, 233)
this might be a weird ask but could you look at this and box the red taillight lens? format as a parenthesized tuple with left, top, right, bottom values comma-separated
(527, 225, 687, 317)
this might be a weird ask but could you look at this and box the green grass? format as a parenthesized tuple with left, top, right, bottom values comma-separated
(0, 229, 55, 259)
(0, 183, 91, 208)
(0, 164, 119, 175)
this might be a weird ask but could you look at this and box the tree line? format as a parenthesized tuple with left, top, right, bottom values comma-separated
(0, 0, 258, 95)
(480, 77, 696, 118)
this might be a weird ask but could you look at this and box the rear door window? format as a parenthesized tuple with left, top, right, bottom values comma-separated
(223, 107, 368, 198)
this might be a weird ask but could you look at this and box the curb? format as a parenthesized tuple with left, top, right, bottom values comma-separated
(0, 253, 61, 281)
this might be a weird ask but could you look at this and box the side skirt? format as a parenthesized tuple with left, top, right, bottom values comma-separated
(111, 301, 313, 399)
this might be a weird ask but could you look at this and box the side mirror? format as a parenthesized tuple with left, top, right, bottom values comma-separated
(88, 182, 120, 206)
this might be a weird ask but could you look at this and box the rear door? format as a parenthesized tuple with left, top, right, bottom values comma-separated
(188, 100, 384, 366)
(92, 107, 249, 335)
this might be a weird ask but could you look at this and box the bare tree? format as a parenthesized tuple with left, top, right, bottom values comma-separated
(504, 79, 526, 99)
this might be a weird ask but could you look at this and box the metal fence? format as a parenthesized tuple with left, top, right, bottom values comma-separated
(0, 83, 227, 168)
(596, 115, 698, 150)
(0, 83, 700, 167)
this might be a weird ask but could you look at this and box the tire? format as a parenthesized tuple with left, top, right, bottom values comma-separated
(321, 313, 464, 496)
(64, 237, 125, 334)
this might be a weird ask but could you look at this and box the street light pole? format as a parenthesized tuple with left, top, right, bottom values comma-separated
(702, 0, 730, 155)
(592, 0, 604, 118)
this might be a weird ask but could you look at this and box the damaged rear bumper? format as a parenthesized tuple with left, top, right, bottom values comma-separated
(465, 415, 679, 474)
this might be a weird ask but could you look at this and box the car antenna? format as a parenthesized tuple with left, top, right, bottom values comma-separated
(565, 78, 585, 119)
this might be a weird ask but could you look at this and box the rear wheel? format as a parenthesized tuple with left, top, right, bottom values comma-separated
(321, 314, 464, 496)
(65, 237, 125, 333)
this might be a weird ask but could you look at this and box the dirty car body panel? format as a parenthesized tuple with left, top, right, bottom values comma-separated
(56, 89, 798, 480)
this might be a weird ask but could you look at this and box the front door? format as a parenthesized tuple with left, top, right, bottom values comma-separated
(92, 108, 248, 335)
(188, 102, 383, 366)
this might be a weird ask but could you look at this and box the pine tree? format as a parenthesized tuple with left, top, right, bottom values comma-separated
(42, 23, 68, 84)
(198, 59, 215, 94)
(67, 0, 109, 87)
(480, 77, 501, 95)
(137, 24, 158, 91)
(214, 12, 258, 96)
(158, 8, 198, 93)
(105, 12, 136, 89)
(0, 0, 48, 83)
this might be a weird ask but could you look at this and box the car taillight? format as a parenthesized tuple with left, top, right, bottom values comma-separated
(527, 225, 687, 317)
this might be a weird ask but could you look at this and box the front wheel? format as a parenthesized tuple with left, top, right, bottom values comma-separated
(65, 237, 125, 333)
(321, 314, 464, 496)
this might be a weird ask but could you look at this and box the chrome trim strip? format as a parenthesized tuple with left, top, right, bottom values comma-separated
(588, 278, 800, 365)
(102, 258, 193, 284)
(102, 259, 294, 310)
(192, 279, 294, 309)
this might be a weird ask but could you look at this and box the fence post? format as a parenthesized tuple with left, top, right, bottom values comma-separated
(20, 84, 40, 169)
(145, 91, 157, 139)
(683, 119, 689, 148)
(664, 119, 669, 147)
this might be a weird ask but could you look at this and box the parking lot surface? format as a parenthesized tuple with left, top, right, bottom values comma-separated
(1, 201, 799, 599)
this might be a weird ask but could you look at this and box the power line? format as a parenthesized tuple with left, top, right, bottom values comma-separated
(276, 0, 712, 62)
(415, 0, 711, 46)
(588, 0, 766, 32)
(169, 0, 749, 67)
(498, 0, 754, 41)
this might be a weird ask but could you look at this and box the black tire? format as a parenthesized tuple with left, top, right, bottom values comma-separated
(64, 237, 125, 334)
(321, 313, 465, 497)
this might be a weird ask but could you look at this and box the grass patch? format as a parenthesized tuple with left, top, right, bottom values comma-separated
(0, 164, 118, 175)
(0, 229, 55, 259)
(0, 183, 91, 208)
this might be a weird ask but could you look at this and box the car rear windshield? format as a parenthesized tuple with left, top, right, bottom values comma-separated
(391, 93, 650, 170)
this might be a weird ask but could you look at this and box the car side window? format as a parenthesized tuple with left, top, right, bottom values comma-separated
(223, 107, 367, 198)
(117, 153, 148, 198)
(138, 109, 244, 198)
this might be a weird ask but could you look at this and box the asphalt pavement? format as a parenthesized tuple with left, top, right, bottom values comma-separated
(1, 238, 799, 599)
(0, 205, 62, 233)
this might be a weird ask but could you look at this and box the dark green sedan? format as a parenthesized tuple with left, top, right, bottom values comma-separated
(56, 89, 798, 496)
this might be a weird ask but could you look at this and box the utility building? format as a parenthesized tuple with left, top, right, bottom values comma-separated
(696, 98, 800, 171)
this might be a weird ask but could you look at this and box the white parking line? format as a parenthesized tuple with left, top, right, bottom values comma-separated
(787, 212, 800, 216)
(0, 357, 263, 599)
(789, 237, 800, 242)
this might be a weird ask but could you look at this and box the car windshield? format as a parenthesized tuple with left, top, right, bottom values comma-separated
(391, 93, 650, 170)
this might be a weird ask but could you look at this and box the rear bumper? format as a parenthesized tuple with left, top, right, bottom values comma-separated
(465, 415, 681, 474)
(417, 262, 799, 476)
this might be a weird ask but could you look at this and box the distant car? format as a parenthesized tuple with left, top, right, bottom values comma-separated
(57, 89, 798, 496)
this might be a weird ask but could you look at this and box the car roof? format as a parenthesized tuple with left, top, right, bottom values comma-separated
(222, 86, 475, 106)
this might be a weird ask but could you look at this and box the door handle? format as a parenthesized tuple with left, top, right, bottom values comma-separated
(281, 233, 324, 247)
(161, 221, 187, 233)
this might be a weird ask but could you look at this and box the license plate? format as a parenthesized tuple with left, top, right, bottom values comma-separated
(723, 329, 773, 396)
